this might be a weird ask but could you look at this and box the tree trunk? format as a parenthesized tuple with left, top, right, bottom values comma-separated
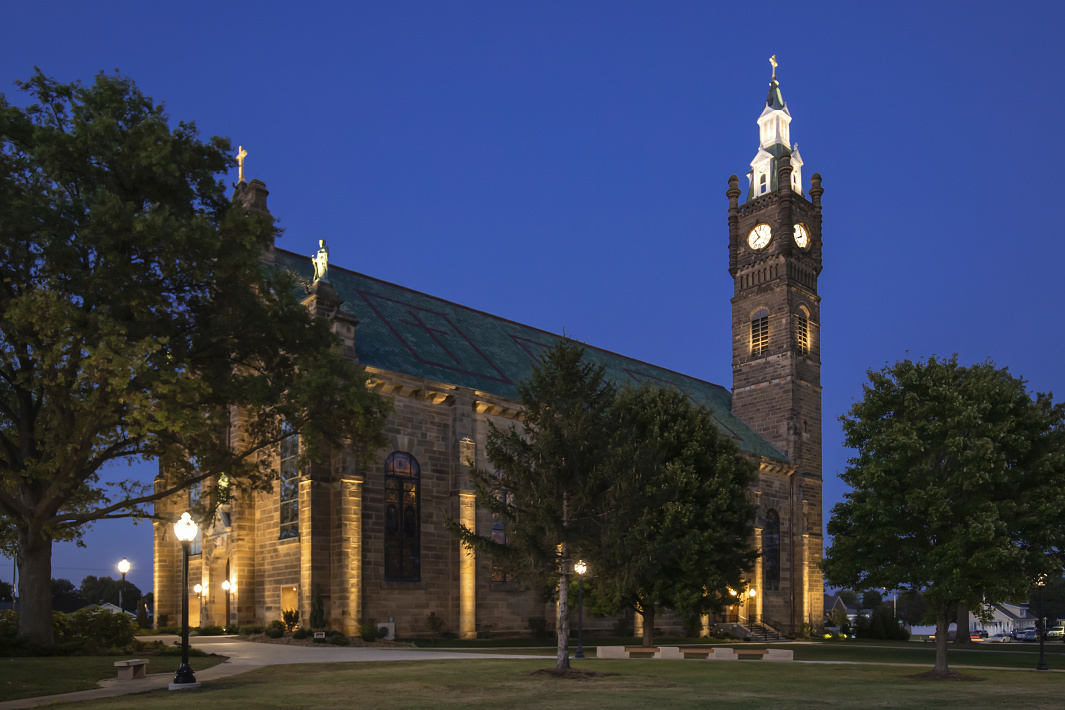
(953, 601, 971, 645)
(934, 607, 950, 674)
(641, 604, 655, 647)
(556, 549, 570, 670)
(17, 524, 55, 645)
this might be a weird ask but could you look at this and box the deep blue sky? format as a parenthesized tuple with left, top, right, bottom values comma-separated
(4, 1, 1063, 595)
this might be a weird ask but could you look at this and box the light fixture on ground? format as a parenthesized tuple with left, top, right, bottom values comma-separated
(573, 560, 587, 659)
(117, 558, 130, 612)
(170, 512, 201, 690)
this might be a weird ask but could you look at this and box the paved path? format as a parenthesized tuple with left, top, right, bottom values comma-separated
(0, 636, 545, 709)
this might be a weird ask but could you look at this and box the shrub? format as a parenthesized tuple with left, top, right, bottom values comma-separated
(476, 624, 493, 640)
(528, 616, 550, 640)
(265, 619, 285, 638)
(67, 608, 136, 649)
(155, 626, 181, 635)
(1, 610, 20, 639)
(426, 612, 447, 638)
(194, 625, 225, 636)
(238, 625, 264, 636)
(329, 632, 350, 646)
(282, 608, 300, 632)
(136, 605, 150, 630)
(157, 614, 169, 628)
(293, 628, 310, 640)
(310, 584, 325, 630)
(682, 613, 703, 638)
(359, 623, 379, 643)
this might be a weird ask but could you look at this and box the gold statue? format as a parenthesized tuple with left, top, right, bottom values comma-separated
(770, 55, 778, 79)
(236, 145, 248, 183)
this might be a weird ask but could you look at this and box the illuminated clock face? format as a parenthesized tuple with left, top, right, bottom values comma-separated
(793, 223, 810, 249)
(748, 223, 772, 249)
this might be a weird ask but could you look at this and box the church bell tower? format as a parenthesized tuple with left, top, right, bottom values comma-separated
(727, 58, 824, 632)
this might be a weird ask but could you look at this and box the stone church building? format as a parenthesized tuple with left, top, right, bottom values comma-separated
(154, 70, 824, 639)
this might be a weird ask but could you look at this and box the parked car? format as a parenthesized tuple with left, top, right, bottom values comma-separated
(1018, 628, 1039, 642)
(983, 633, 1012, 643)
(1046, 626, 1065, 639)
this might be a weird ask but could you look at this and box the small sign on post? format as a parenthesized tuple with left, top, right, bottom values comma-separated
(314, 632, 326, 640)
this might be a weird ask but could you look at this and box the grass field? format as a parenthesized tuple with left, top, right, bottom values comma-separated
(40, 657, 1065, 710)
(4, 640, 1063, 708)
(0, 654, 226, 702)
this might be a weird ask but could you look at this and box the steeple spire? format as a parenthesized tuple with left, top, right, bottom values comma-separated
(745, 57, 804, 201)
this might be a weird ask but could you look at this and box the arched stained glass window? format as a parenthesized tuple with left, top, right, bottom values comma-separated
(764, 509, 780, 591)
(385, 452, 420, 581)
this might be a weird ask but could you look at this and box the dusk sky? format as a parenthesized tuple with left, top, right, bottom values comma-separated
(4, 1, 1063, 596)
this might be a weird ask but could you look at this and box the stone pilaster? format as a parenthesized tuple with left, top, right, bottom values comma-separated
(458, 490, 477, 639)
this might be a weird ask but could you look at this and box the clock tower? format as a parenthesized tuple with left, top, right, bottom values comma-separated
(726, 60, 824, 633)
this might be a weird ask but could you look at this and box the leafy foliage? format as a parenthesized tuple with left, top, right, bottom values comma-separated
(77, 575, 142, 612)
(0, 70, 389, 643)
(823, 355, 1065, 673)
(593, 383, 757, 646)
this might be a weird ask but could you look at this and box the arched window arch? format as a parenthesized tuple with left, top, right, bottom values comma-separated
(763, 509, 780, 591)
(751, 308, 769, 356)
(385, 451, 421, 581)
(758, 172, 767, 194)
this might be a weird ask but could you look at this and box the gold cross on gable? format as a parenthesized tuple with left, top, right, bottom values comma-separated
(770, 55, 778, 79)
(237, 145, 248, 183)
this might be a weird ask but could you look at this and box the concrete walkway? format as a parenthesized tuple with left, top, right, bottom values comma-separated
(0, 635, 546, 709)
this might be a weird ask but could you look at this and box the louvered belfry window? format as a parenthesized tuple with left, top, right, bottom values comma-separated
(385, 452, 421, 581)
(796, 314, 810, 354)
(751, 308, 770, 356)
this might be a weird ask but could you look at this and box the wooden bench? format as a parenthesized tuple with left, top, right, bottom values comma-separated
(114, 659, 149, 680)
(624, 646, 659, 657)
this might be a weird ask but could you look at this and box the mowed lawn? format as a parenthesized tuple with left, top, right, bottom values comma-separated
(34, 653, 1065, 710)
(0, 655, 226, 702)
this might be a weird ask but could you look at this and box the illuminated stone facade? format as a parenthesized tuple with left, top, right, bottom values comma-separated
(153, 75, 824, 639)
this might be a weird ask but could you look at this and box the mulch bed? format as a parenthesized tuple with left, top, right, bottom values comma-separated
(907, 670, 986, 682)
(241, 634, 414, 649)
(529, 668, 618, 680)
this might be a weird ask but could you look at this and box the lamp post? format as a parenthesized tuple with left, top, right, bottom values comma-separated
(221, 579, 231, 629)
(117, 558, 130, 612)
(574, 560, 587, 659)
(170, 512, 200, 689)
(1037, 575, 1048, 671)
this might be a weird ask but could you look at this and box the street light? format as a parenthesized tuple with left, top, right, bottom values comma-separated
(1037, 575, 1048, 671)
(117, 558, 130, 612)
(170, 512, 200, 690)
(574, 560, 587, 659)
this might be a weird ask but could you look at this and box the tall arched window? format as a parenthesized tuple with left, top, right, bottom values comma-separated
(751, 308, 769, 356)
(385, 452, 420, 581)
(764, 509, 780, 591)
(758, 172, 767, 194)
(279, 433, 299, 540)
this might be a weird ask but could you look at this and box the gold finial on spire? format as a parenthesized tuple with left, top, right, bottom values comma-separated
(769, 55, 778, 80)
(236, 145, 248, 183)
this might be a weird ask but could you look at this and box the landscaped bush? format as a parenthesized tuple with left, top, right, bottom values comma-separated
(359, 623, 379, 642)
(194, 625, 226, 636)
(67, 608, 136, 649)
(527, 617, 550, 640)
(328, 632, 350, 646)
(154, 626, 181, 635)
(266, 620, 285, 638)
(238, 625, 264, 636)
(293, 628, 310, 640)
(282, 609, 299, 632)
(426, 611, 446, 638)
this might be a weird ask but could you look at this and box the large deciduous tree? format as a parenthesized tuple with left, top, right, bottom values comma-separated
(449, 340, 615, 670)
(823, 356, 1065, 675)
(594, 383, 756, 647)
(0, 71, 389, 643)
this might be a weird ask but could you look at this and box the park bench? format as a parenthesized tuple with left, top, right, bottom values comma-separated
(114, 658, 149, 680)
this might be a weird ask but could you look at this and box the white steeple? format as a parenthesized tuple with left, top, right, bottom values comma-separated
(746, 57, 803, 201)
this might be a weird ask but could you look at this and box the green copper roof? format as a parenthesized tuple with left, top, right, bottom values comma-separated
(766, 78, 786, 110)
(273, 249, 788, 463)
